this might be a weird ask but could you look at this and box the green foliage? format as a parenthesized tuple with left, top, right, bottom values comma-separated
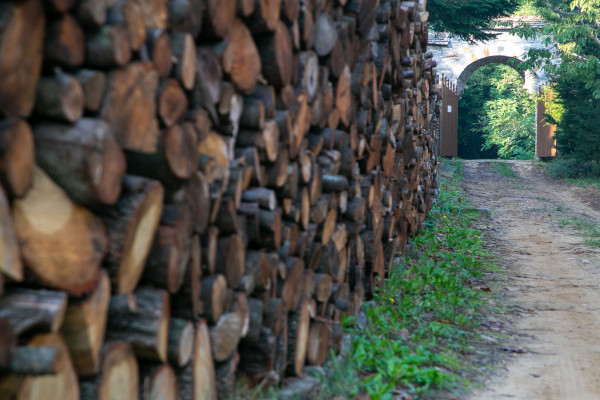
(427, 0, 519, 42)
(458, 64, 536, 159)
(512, 0, 600, 98)
(544, 157, 600, 178)
(317, 164, 501, 399)
(552, 77, 600, 162)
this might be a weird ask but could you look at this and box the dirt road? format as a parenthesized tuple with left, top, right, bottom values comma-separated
(461, 160, 600, 400)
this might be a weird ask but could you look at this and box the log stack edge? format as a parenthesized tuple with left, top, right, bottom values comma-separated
(0, 0, 441, 398)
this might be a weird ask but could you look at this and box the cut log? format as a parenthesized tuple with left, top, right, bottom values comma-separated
(313, 13, 338, 56)
(215, 20, 262, 94)
(237, 0, 255, 17)
(12, 167, 105, 294)
(175, 320, 217, 400)
(210, 312, 242, 362)
(60, 270, 110, 377)
(242, 188, 276, 210)
(215, 352, 239, 399)
(34, 72, 84, 123)
(141, 225, 188, 294)
(255, 21, 293, 88)
(0, 190, 23, 284)
(240, 97, 265, 130)
(44, 14, 85, 68)
(201, 274, 228, 324)
(79, 342, 139, 400)
(170, 32, 197, 90)
(34, 118, 126, 207)
(0, 0, 45, 118)
(168, 318, 195, 368)
(76, 70, 107, 114)
(168, 0, 204, 37)
(245, 0, 281, 32)
(106, 287, 170, 362)
(145, 28, 173, 78)
(98, 175, 164, 294)
(101, 63, 160, 153)
(139, 363, 176, 400)
(5, 346, 60, 375)
(306, 320, 332, 366)
(286, 297, 310, 376)
(85, 25, 131, 68)
(106, 0, 147, 51)
(171, 234, 203, 320)
(279, 257, 305, 312)
(0, 317, 15, 370)
(203, 0, 236, 38)
(157, 79, 189, 128)
(0, 333, 80, 400)
(0, 119, 35, 199)
(108, 293, 137, 315)
(297, 51, 319, 102)
(335, 65, 352, 126)
(0, 288, 67, 335)
(75, 0, 107, 27)
(129, 0, 168, 29)
(215, 234, 246, 289)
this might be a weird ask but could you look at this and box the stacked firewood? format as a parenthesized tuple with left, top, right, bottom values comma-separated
(0, 0, 439, 398)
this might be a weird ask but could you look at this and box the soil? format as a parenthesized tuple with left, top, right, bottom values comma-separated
(460, 160, 600, 400)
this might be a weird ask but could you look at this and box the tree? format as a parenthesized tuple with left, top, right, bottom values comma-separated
(514, 0, 600, 98)
(427, 0, 519, 42)
(458, 64, 536, 159)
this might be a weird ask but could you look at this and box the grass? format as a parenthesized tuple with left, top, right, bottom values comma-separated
(308, 161, 504, 400)
(557, 215, 600, 249)
(488, 162, 517, 178)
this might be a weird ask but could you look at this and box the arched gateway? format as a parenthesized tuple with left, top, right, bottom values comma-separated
(429, 19, 556, 159)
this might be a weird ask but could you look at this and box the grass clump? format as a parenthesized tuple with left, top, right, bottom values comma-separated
(317, 163, 501, 399)
(558, 215, 600, 249)
(488, 162, 517, 178)
(544, 158, 600, 180)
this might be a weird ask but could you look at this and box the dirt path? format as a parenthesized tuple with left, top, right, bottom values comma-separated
(461, 160, 600, 400)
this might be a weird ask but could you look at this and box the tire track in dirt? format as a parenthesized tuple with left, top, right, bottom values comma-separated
(462, 160, 600, 400)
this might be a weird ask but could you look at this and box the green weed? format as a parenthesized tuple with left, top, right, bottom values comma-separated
(488, 162, 517, 178)
(557, 215, 600, 249)
(316, 163, 503, 399)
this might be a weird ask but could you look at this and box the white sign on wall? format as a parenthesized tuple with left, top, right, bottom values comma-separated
(447, 105, 452, 113)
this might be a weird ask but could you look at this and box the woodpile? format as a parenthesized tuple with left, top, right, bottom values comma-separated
(0, 0, 440, 398)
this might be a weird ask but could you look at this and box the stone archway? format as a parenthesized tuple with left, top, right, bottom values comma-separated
(456, 55, 538, 95)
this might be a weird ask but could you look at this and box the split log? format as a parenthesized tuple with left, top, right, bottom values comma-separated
(75, 0, 107, 27)
(215, 352, 239, 399)
(106, 287, 170, 362)
(34, 72, 84, 123)
(0, 0, 45, 118)
(98, 175, 164, 294)
(175, 320, 217, 400)
(79, 342, 139, 400)
(85, 25, 132, 68)
(215, 20, 262, 94)
(139, 364, 177, 400)
(101, 63, 160, 153)
(129, 0, 168, 30)
(201, 274, 228, 324)
(168, 318, 195, 367)
(145, 28, 173, 78)
(76, 70, 107, 114)
(255, 21, 293, 88)
(203, 0, 237, 38)
(44, 14, 85, 68)
(0, 333, 80, 400)
(245, 0, 281, 33)
(171, 32, 197, 90)
(0, 288, 67, 335)
(286, 296, 310, 376)
(4, 346, 60, 375)
(0, 187, 21, 283)
(215, 234, 246, 289)
(171, 234, 203, 320)
(12, 167, 105, 294)
(106, 0, 146, 51)
(60, 270, 110, 377)
(157, 79, 188, 128)
(34, 118, 126, 207)
(210, 312, 242, 362)
(0, 119, 35, 199)
(168, 0, 204, 37)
